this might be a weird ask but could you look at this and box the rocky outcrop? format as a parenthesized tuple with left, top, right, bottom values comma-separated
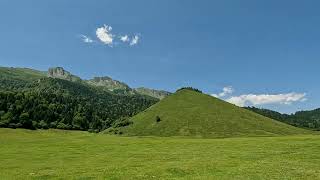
(134, 87, 171, 99)
(47, 67, 81, 82)
(47, 67, 170, 98)
(86, 76, 131, 91)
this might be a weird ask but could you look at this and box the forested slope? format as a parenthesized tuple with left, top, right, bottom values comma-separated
(0, 67, 158, 132)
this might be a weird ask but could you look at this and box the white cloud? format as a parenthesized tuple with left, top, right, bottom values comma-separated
(130, 35, 139, 46)
(96, 24, 114, 46)
(211, 86, 306, 107)
(120, 35, 130, 42)
(80, 35, 93, 43)
(212, 86, 234, 98)
(220, 86, 234, 97)
(226, 93, 307, 107)
(81, 24, 141, 47)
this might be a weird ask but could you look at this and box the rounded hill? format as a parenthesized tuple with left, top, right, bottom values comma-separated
(121, 89, 309, 138)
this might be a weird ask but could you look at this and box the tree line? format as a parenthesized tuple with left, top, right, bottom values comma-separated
(176, 87, 202, 93)
(246, 107, 320, 130)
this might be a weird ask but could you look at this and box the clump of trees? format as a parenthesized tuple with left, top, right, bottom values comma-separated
(156, 116, 161, 122)
(176, 87, 202, 93)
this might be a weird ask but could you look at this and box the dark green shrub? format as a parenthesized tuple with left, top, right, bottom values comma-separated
(39, 120, 49, 129)
(112, 117, 133, 128)
(88, 129, 100, 133)
(8, 123, 17, 129)
(8, 123, 22, 129)
(156, 116, 161, 122)
(50, 121, 57, 128)
(57, 122, 70, 129)
(0, 121, 8, 127)
(32, 121, 38, 129)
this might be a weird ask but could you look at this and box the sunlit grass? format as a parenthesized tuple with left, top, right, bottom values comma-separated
(0, 128, 319, 179)
(123, 90, 310, 138)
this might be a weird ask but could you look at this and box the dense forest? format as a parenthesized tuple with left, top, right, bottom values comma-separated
(0, 71, 158, 132)
(246, 107, 320, 130)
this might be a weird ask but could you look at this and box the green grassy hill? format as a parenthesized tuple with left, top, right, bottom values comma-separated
(121, 89, 310, 138)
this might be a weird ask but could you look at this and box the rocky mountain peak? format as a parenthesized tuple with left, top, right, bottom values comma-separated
(134, 87, 171, 99)
(47, 67, 81, 82)
(87, 76, 131, 91)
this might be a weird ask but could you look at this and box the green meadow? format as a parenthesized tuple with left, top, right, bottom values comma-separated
(1, 128, 320, 179)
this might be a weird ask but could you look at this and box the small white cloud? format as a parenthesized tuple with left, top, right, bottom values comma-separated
(96, 24, 114, 46)
(119, 35, 130, 42)
(219, 86, 234, 97)
(226, 93, 307, 107)
(130, 35, 139, 46)
(211, 86, 234, 98)
(80, 35, 93, 43)
(82, 24, 141, 47)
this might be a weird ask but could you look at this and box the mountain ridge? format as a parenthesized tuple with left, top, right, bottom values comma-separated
(0, 66, 171, 99)
(46, 67, 171, 99)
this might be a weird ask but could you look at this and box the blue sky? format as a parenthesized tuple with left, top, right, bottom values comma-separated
(0, 0, 319, 113)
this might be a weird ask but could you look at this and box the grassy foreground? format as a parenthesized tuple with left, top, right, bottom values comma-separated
(1, 128, 320, 179)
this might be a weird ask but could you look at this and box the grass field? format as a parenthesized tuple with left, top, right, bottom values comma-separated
(1, 128, 320, 179)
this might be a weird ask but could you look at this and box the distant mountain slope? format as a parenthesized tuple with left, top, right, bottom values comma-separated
(246, 107, 320, 130)
(0, 67, 45, 80)
(120, 89, 309, 138)
(0, 67, 46, 90)
(0, 67, 158, 131)
(134, 87, 171, 99)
